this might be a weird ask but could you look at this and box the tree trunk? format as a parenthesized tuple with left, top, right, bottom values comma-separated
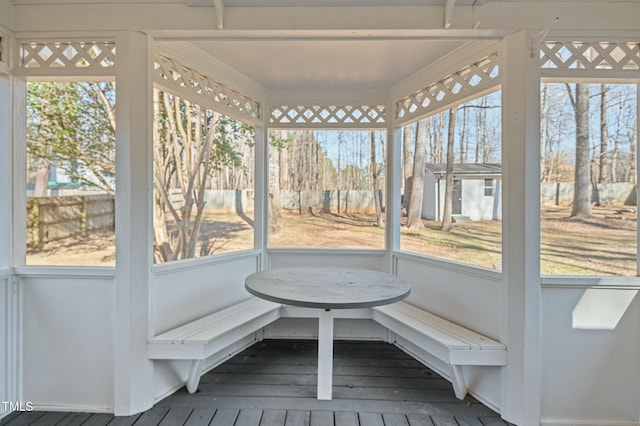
(406, 119, 427, 230)
(442, 106, 458, 231)
(268, 131, 285, 233)
(599, 84, 610, 183)
(370, 131, 384, 227)
(570, 83, 593, 217)
(34, 158, 50, 197)
(402, 124, 413, 216)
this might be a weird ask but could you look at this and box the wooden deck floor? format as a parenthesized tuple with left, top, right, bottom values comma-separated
(2, 340, 510, 426)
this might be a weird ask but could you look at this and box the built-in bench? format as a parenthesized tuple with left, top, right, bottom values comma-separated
(148, 297, 505, 400)
(147, 298, 282, 393)
(371, 301, 507, 400)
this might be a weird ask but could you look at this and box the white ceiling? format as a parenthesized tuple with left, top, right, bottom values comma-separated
(190, 38, 467, 92)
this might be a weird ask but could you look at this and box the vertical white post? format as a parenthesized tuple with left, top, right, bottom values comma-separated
(385, 107, 402, 273)
(0, 66, 16, 420)
(113, 31, 155, 416)
(12, 79, 26, 267)
(0, 74, 11, 269)
(500, 30, 541, 426)
(636, 83, 640, 276)
(254, 109, 268, 270)
(317, 308, 334, 400)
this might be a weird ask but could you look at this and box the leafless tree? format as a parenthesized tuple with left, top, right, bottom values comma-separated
(441, 106, 458, 231)
(566, 83, 593, 217)
(406, 119, 427, 230)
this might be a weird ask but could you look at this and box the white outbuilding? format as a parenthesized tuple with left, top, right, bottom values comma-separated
(422, 163, 502, 221)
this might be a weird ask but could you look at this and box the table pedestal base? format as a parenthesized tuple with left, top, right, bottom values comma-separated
(317, 309, 334, 400)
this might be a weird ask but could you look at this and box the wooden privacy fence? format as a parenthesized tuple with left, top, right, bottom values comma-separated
(27, 194, 115, 247)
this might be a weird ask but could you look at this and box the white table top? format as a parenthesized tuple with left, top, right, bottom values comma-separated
(245, 266, 411, 309)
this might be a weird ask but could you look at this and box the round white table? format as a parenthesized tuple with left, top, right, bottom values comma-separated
(245, 266, 411, 400)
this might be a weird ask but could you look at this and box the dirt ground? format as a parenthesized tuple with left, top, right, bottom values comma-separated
(26, 205, 637, 276)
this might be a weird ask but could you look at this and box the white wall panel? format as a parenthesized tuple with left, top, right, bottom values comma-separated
(0, 272, 16, 420)
(152, 253, 261, 335)
(21, 275, 114, 412)
(268, 250, 387, 271)
(394, 254, 504, 413)
(541, 286, 640, 424)
(151, 253, 261, 402)
(395, 254, 502, 339)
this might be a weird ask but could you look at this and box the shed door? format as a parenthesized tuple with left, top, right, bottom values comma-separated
(453, 180, 462, 215)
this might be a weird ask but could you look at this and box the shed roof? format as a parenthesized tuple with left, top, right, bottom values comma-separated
(425, 163, 502, 176)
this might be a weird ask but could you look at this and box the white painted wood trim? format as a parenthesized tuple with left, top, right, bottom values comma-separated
(12, 79, 26, 267)
(0, 74, 12, 269)
(1, 274, 20, 420)
(154, 41, 267, 102)
(254, 116, 268, 267)
(540, 276, 640, 290)
(499, 30, 542, 426)
(13, 266, 115, 278)
(390, 40, 501, 104)
(388, 126, 402, 257)
(393, 251, 502, 281)
(113, 31, 155, 416)
(267, 248, 387, 257)
(152, 250, 261, 275)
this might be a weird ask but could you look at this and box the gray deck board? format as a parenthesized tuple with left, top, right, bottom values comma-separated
(406, 414, 434, 426)
(310, 411, 333, 426)
(2, 340, 511, 426)
(211, 408, 239, 426)
(357, 412, 384, 426)
(284, 410, 310, 426)
(382, 413, 410, 426)
(236, 409, 263, 426)
(183, 409, 216, 426)
(259, 409, 287, 426)
(105, 413, 142, 426)
(81, 413, 116, 426)
(334, 412, 358, 426)
(158, 407, 192, 426)
(55, 412, 93, 426)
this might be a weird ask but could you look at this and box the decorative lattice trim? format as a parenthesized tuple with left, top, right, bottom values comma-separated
(154, 53, 260, 121)
(20, 41, 115, 69)
(270, 105, 386, 126)
(395, 53, 500, 121)
(541, 41, 640, 71)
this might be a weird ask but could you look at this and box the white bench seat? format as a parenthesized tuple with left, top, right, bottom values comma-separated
(148, 298, 281, 393)
(371, 301, 506, 400)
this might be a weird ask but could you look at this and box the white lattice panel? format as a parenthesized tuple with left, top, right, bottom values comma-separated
(541, 41, 640, 72)
(20, 41, 115, 69)
(270, 105, 386, 127)
(395, 53, 500, 122)
(154, 53, 260, 121)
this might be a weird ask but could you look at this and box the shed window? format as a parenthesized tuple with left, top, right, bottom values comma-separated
(484, 179, 494, 196)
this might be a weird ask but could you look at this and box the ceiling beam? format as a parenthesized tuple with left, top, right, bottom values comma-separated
(213, 0, 224, 30)
(184, 0, 224, 30)
(444, 0, 456, 29)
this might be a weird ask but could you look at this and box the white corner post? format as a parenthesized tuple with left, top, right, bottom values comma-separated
(0, 71, 11, 270)
(500, 30, 542, 426)
(386, 117, 402, 273)
(0, 56, 19, 421)
(255, 109, 268, 270)
(114, 31, 155, 416)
